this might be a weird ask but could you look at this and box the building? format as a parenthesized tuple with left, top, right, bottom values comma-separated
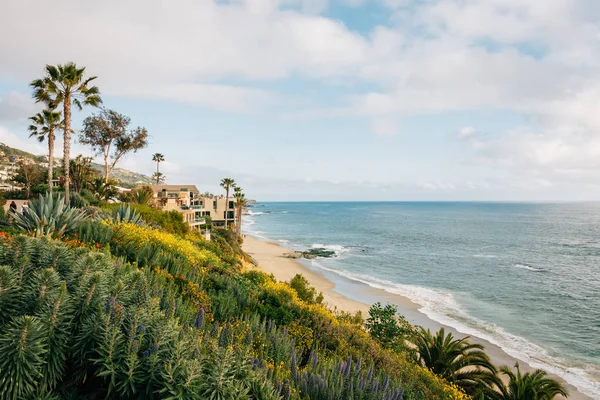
(150, 184, 236, 229)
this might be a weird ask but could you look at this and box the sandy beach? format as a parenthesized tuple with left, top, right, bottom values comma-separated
(242, 235, 591, 400)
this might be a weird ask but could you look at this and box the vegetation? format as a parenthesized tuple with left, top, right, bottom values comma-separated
(0, 195, 470, 399)
(12, 160, 45, 199)
(30, 62, 103, 203)
(152, 153, 165, 184)
(152, 171, 166, 184)
(9, 193, 87, 237)
(220, 177, 236, 228)
(119, 185, 154, 205)
(28, 109, 63, 193)
(413, 328, 497, 398)
(490, 363, 568, 400)
(79, 108, 149, 183)
(234, 185, 248, 237)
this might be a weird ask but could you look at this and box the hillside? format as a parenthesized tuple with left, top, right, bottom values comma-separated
(0, 142, 152, 187)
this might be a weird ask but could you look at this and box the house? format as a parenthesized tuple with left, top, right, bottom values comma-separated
(150, 184, 236, 229)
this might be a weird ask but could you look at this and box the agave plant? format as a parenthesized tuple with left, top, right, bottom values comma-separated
(10, 193, 88, 237)
(104, 204, 145, 226)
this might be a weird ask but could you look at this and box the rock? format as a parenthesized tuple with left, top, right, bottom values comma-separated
(283, 251, 303, 259)
(302, 248, 336, 259)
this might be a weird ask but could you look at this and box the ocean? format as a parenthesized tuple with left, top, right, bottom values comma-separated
(243, 202, 600, 399)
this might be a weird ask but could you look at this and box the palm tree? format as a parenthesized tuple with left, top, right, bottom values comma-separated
(28, 109, 63, 193)
(30, 63, 102, 203)
(220, 178, 235, 229)
(152, 172, 166, 185)
(233, 187, 248, 237)
(152, 153, 165, 179)
(413, 328, 497, 396)
(489, 363, 568, 400)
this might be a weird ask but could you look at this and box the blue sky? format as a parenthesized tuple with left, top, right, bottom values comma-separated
(1, 0, 599, 201)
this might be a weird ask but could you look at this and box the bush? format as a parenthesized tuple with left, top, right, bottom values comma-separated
(366, 302, 417, 355)
(103, 203, 189, 236)
(289, 274, 324, 305)
(10, 193, 88, 237)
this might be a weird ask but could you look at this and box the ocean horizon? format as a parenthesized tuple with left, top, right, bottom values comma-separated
(243, 201, 600, 399)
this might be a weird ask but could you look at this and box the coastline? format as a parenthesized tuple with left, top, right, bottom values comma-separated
(242, 234, 591, 400)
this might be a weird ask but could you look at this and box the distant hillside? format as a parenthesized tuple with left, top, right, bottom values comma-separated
(0, 143, 46, 163)
(92, 163, 153, 188)
(0, 142, 152, 188)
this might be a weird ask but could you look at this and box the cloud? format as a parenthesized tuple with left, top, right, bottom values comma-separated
(457, 127, 476, 140)
(1, 0, 600, 198)
(0, 125, 46, 155)
(0, 92, 37, 122)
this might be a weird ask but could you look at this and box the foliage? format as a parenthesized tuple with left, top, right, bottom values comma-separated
(0, 213, 469, 400)
(104, 203, 189, 236)
(289, 274, 324, 305)
(30, 62, 103, 204)
(69, 192, 89, 208)
(10, 193, 88, 237)
(79, 108, 149, 182)
(12, 160, 46, 199)
(366, 302, 417, 354)
(90, 177, 119, 201)
(152, 172, 166, 185)
(28, 109, 63, 193)
(68, 155, 100, 193)
(488, 363, 568, 400)
(413, 328, 497, 397)
(119, 185, 154, 205)
(104, 203, 145, 226)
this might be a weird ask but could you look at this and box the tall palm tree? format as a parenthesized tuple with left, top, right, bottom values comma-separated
(233, 187, 248, 237)
(220, 178, 235, 229)
(30, 63, 102, 203)
(413, 328, 497, 396)
(489, 363, 568, 400)
(28, 109, 63, 193)
(152, 153, 165, 178)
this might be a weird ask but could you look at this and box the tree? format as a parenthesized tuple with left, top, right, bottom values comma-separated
(90, 177, 119, 202)
(220, 178, 235, 229)
(489, 363, 568, 400)
(412, 328, 497, 397)
(119, 185, 154, 206)
(30, 63, 102, 204)
(152, 153, 165, 178)
(152, 172, 166, 185)
(28, 109, 63, 193)
(233, 186, 248, 237)
(366, 302, 416, 354)
(69, 155, 99, 193)
(13, 160, 45, 199)
(79, 109, 148, 183)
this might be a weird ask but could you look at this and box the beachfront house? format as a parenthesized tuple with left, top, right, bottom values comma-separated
(150, 185, 236, 229)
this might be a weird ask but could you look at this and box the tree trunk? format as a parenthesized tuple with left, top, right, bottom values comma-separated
(104, 155, 109, 184)
(225, 188, 229, 229)
(63, 94, 71, 204)
(48, 127, 54, 194)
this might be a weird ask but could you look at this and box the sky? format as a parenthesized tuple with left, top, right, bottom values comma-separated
(1, 0, 599, 201)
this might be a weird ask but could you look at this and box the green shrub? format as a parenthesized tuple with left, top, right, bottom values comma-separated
(289, 274, 323, 305)
(366, 302, 417, 355)
(10, 193, 88, 237)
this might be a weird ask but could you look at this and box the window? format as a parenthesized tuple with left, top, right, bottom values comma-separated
(228, 201, 234, 209)
(213, 201, 217, 209)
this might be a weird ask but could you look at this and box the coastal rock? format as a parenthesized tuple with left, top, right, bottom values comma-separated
(283, 251, 303, 259)
(302, 248, 336, 259)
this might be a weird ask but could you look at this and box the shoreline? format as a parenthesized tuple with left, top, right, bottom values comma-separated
(242, 235, 592, 400)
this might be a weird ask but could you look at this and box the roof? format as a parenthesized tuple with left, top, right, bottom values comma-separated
(150, 184, 200, 193)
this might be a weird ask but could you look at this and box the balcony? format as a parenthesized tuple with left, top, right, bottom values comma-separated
(189, 218, 206, 226)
